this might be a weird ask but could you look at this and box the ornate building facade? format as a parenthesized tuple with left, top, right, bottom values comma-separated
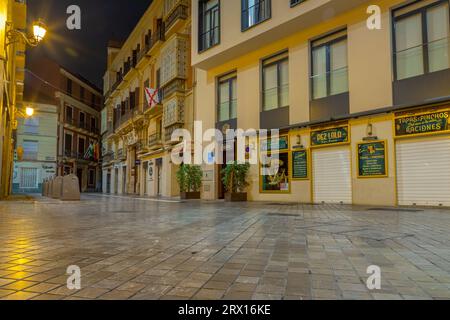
(102, 0, 193, 197)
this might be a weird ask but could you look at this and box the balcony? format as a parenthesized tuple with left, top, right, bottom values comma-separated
(161, 79, 185, 100)
(165, 2, 188, 38)
(116, 148, 126, 161)
(148, 26, 165, 55)
(148, 133, 163, 150)
(102, 151, 115, 164)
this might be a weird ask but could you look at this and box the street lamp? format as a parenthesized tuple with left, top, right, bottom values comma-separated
(25, 107, 34, 117)
(6, 18, 47, 47)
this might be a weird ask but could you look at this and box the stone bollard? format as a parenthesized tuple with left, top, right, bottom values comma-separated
(61, 174, 80, 201)
(42, 179, 48, 196)
(48, 179, 53, 198)
(51, 176, 63, 199)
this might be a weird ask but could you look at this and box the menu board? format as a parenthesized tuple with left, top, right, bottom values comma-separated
(358, 141, 387, 178)
(292, 150, 308, 180)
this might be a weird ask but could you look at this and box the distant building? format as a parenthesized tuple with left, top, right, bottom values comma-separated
(102, 0, 193, 197)
(13, 103, 57, 194)
(24, 57, 103, 192)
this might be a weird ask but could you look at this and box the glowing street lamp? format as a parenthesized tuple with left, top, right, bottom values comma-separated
(32, 19, 47, 43)
(25, 107, 34, 117)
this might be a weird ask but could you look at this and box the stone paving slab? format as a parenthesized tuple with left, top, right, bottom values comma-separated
(0, 194, 449, 300)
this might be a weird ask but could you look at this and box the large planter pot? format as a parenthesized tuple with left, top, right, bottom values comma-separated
(225, 192, 247, 202)
(180, 192, 201, 200)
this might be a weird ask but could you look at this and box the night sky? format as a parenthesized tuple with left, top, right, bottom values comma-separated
(26, 0, 152, 89)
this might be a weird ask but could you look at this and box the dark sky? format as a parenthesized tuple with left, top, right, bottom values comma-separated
(27, 0, 152, 89)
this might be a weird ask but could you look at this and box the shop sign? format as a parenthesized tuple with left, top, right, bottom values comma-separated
(311, 126, 349, 147)
(357, 141, 387, 178)
(395, 110, 449, 137)
(292, 150, 308, 180)
(260, 135, 289, 152)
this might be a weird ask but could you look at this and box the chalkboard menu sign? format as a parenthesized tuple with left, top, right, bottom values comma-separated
(395, 110, 449, 137)
(292, 150, 308, 180)
(357, 141, 387, 178)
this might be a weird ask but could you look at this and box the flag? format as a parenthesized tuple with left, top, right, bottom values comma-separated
(84, 143, 94, 159)
(145, 87, 160, 108)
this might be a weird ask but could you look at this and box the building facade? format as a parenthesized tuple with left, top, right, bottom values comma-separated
(12, 102, 58, 193)
(192, 0, 450, 206)
(102, 0, 193, 197)
(0, 0, 27, 198)
(25, 57, 103, 192)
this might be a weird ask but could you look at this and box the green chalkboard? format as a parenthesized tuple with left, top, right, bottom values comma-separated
(358, 141, 387, 178)
(292, 150, 308, 180)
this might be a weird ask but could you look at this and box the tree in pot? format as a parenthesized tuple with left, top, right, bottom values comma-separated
(176, 164, 202, 199)
(221, 161, 250, 202)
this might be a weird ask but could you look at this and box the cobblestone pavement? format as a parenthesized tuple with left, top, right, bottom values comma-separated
(0, 194, 449, 300)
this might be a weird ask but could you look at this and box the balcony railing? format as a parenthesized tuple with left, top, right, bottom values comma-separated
(148, 132, 162, 148)
(161, 79, 185, 99)
(165, 3, 188, 31)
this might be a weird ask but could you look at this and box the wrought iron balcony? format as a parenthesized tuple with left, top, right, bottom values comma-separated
(165, 3, 188, 32)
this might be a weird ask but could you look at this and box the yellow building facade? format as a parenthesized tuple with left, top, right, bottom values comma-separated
(102, 0, 193, 197)
(192, 0, 450, 206)
(0, 0, 27, 198)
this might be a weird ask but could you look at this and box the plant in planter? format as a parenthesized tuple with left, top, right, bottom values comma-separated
(221, 161, 251, 202)
(176, 164, 202, 199)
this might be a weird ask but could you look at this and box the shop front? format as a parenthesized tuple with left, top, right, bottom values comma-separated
(394, 107, 450, 207)
(310, 124, 352, 204)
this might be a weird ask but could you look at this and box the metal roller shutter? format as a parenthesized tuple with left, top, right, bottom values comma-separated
(396, 137, 450, 206)
(313, 148, 352, 204)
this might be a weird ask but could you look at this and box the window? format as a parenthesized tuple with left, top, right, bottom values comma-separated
(22, 140, 38, 161)
(199, 0, 220, 51)
(260, 135, 290, 193)
(242, 0, 271, 30)
(78, 137, 85, 157)
(80, 86, 85, 101)
(290, 0, 307, 7)
(67, 79, 73, 95)
(88, 169, 95, 186)
(65, 106, 73, 123)
(262, 52, 289, 111)
(218, 73, 237, 122)
(64, 133, 72, 155)
(23, 117, 39, 134)
(311, 30, 348, 100)
(91, 93, 95, 107)
(20, 168, 38, 189)
(394, 1, 450, 80)
(79, 112, 85, 128)
(91, 117, 96, 132)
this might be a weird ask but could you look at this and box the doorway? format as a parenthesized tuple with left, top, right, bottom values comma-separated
(156, 159, 162, 197)
(122, 166, 127, 194)
(76, 168, 83, 192)
(106, 171, 111, 194)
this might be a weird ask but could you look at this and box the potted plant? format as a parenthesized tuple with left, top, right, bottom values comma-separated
(176, 164, 202, 200)
(221, 161, 250, 202)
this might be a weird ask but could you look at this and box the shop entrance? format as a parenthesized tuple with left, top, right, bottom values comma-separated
(106, 171, 111, 194)
(156, 159, 162, 197)
(218, 141, 237, 199)
(312, 147, 352, 204)
(396, 136, 450, 206)
(76, 168, 83, 192)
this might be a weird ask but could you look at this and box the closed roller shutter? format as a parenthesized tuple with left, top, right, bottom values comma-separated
(313, 148, 352, 204)
(396, 137, 450, 206)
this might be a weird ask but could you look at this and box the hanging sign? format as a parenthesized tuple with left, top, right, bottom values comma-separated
(311, 126, 349, 147)
(395, 110, 449, 137)
(260, 135, 289, 152)
(357, 140, 387, 178)
(292, 150, 308, 180)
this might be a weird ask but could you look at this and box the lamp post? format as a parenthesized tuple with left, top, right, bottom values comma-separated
(1, 19, 47, 198)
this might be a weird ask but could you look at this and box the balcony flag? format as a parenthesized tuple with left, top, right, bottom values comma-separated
(84, 143, 94, 160)
(145, 87, 160, 109)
